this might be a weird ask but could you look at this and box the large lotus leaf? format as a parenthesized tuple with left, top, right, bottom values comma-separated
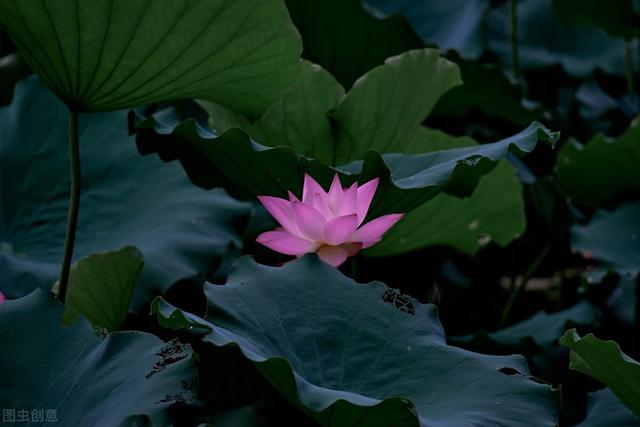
(0, 78, 251, 308)
(365, 127, 525, 256)
(153, 256, 559, 427)
(571, 202, 640, 270)
(0, 289, 197, 426)
(488, 0, 630, 78)
(363, 0, 489, 59)
(286, 0, 422, 88)
(130, 110, 556, 219)
(0, 0, 301, 116)
(366, 160, 523, 255)
(560, 329, 640, 417)
(552, 0, 640, 39)
(200, 49, 462, 166)
(431, 60, 541, 125)
(453, 300, 600, 351)
(576, 388, 640, 427)
(332, 49, 461, 164)
(199, 60, 345, 166)
(556, 126, 640, 208)
(252, 62, 343, 165)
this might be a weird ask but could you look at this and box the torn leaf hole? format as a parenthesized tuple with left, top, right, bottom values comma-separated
(146, 340, 190, 379)
(498, 367, 521, 376)
(382, 289, 416, 315)
(154, 392, 188, 405)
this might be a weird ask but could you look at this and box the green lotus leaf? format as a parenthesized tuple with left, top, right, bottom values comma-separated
(130, 110, 556, 219)
(0, 289, 197, 426)
(286, 0, 422, 88)
(364, 127, 525, 256)
(0, 78, 251, 308)
(560, 329, 640, 417)
(556, 125, 640, 208)
(151, 296, 212, 334)
(0, 0, 301, 116)
(199, 60, 345, 166)
(62, 246, 144, 331)
(201, 49, 462, 166)
(332, 49, 461, 164)
(153, 255, 559, 427)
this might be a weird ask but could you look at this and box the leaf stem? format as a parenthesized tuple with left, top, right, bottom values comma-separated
(626, 39, 635, 95)
(350, 256, 358, 281)
(58, 109, 81, 303)
(499, 242, 552, 328)
(635, 273, 640, 354)
(509, 0, 520, 82)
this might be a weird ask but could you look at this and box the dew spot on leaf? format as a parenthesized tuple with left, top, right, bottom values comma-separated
(477, 234, 492, 245)
(459, 155, 482, 167)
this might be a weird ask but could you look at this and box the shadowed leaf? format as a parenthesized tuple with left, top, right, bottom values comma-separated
(0, 290, 198, 426)
(365, 128, 525, 256)
(130, 110, 556, 220)
(0, 78, 251, 308)
(153, 256, 559, 427)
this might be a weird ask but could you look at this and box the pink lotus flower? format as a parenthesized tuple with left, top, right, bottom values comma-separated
(0, 292, 4, 305)
(256, 174, 403, 267)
